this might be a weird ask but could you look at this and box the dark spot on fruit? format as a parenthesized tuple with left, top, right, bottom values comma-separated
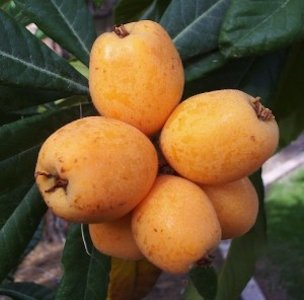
(74, 158, 78, 163)
(60, 167, 66, 173)
(250, 135, 256, 142)
(95, 67, 99, 70)
(118, 202, 126, 206)
(153, 228, 158, 232)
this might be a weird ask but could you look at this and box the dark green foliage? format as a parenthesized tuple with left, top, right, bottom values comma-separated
(0, 10, 88, 94)
(55, 225, 111, 300)
(189, 266, 218, 300)
(14, 0, 96, 66)
(0, 185, 47, 282)
(0, 282, 55, 299)
(220, 0, 304, 58)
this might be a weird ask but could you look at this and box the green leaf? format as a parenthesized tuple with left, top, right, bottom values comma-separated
(160, 0, 231, 60)
(190, 266, 217, 300)
(0, 103, 95, 162)
(184, 48, 288, 101)
(184, 56, 255, 98)
(272, 42, 304, 147)
(0, 109, 22, 125)
(0, 183, 33, 229)
(14, 0, 97, 66)
(0, 185, 47, 283)
(0, 84, 70, 113)
(0, 10, 88, 94)
(140, 0, 171, 22)
(56, 224, 111, 300)
(70, 60, 89, 79)
(115, 0, 153, 23)
(238, 50, 289, 108)
(0, 282, 54, 300)
(0, 145, 39, 193)
(184, 51, 226, 82)
(220, 0, 304, 58)
(184, 281, 204, 300)
(215, 172, 266, 300)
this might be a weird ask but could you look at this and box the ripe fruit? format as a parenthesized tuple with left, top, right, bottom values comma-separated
(89, 20, 184, 135)
(35, 116, 158, 223)
(132, 175, 221, 274)
(89, 213, 143, 260)
(202, 177, 259, 239)
(160, 89, 279, 184)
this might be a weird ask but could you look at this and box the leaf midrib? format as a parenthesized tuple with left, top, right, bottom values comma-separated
(225, 0, 291, 50)
(0, 49, 88, 93)
(50, 0, 90, 56)
(173, 0, 227, 44)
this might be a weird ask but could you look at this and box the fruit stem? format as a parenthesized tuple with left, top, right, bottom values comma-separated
(251, 97, 274, 121)
(35, 171, 68, 193)
(113, 24, 129, 38)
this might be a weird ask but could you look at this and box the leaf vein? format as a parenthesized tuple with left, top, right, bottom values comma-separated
(50, 0, 90, 56)
(0, 50, 88, 93)
(173, 0, 227, 43)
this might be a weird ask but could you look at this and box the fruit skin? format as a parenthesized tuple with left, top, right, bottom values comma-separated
(35, 116, 158, 223)
(160, 89, 279, 184)
(89, 20, 184, 135)
(89, 213, 143, 260)
(132, 175, 221, 274)
(202, 177, 259, 239)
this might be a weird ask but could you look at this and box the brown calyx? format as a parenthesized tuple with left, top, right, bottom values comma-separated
(35, 171, 68, 193)
(196, 253, 215, 267)
(113, 24, 129, 38)
(251, 97, 274, 121)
